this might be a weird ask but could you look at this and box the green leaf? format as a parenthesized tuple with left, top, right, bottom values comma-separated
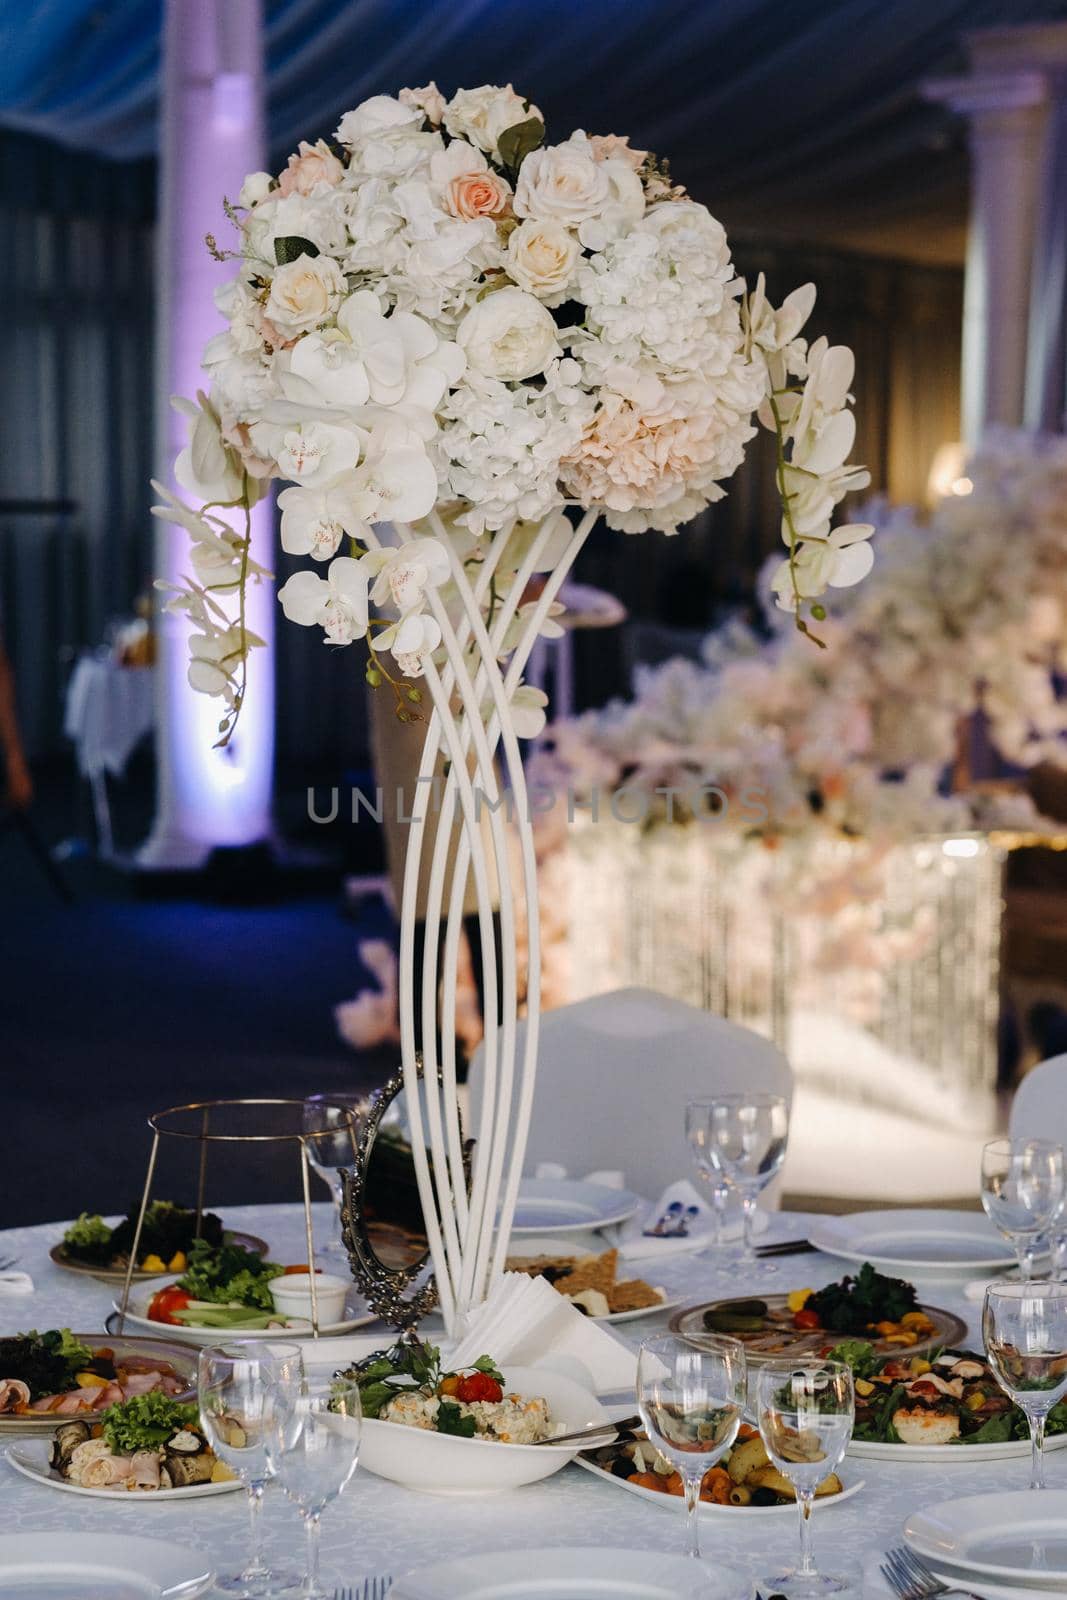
(274, 235, 320, 265)
(496, 117, 544, 176)
(436, 1401, 476, 1438)
(357, 1381, 396, 1420)
(473, 1354, 504, 1385)
(966, 1412, 1013, 1443)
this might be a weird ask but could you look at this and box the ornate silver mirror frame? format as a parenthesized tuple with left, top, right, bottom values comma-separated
(339, 1058, 473, 1330)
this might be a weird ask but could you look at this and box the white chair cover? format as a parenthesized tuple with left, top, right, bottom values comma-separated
(469, 986, 792, 1204)
(1009, 1053, 1067, 1148)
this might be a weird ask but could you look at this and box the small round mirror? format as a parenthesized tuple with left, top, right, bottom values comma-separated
(339, 1062, 471, 1329)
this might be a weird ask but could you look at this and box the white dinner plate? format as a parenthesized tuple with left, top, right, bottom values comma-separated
(114, 1280, 376, 1345)
(574, 1454, 865, 1516)
(508, 1180, 643, 1234)
(392, 1546, 732, 1598)
(0, 1530, 213, 1597)
(848, 1431, 1067, 1462)
(808, 1209, 1016, 1273)
(5, 1438, 242, 1501)
(904, 1489, 1067, 1586)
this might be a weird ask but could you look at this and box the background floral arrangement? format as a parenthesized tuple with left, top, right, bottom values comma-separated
(153, 81, 873, 744)
(539, 431, 1067, 851)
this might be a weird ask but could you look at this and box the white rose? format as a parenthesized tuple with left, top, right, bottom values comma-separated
(576, 160, 645, 250)
(443, 84, 541, 154)
(514, 133, 610, 225)
(457, 287, 560, 381)
(238, 171, 273, 208)
(640, 200, 728, 260)
(335, 95, 423, 147)
(266, 255, 346, 334)
(507, 219, 579, 304)
(399, 82, 447, 126)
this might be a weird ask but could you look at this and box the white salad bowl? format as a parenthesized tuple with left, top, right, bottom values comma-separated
(358, 1365, 609, 1495)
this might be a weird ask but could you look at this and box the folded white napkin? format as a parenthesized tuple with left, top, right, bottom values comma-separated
(449, 1271, 638, 1394)
(612, 1179, 770, 1261)
(0, 1271, 33, 1298)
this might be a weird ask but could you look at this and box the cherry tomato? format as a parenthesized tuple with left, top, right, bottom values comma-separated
(146, 1285, 193, 1325)
(455, 1371, 504, 1405)
(792, 1308, 822, 1331)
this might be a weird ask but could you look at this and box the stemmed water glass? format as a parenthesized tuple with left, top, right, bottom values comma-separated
(755, 1359, 855, 1598)
(690, 1094, 789, 1267)
(636, 1332, 747, 1593)
(980, 1138, 1064, 1281)
(686, 1100, 733, 1261)
(270, 1373, 362, 1599)
(302, 1093, 366, 1262)
(983, 1281, 1067, 1490)
(198, 1341, 304, 1596)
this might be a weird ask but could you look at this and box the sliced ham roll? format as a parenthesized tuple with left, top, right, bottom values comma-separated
(127, 1450, 163, 1490)
(119, 1371, 165, 1397)
(0, 1379, 30, 1413)
(67, 1438, 132, 1486)
(88, 1382, 125, 1412)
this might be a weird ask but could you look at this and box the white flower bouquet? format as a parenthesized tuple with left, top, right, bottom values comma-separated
(154, 80, 872, 743)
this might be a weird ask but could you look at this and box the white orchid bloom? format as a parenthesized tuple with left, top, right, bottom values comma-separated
(376, 611, 443, 676)
(357, 443, 440, 523)
(278, 477, 370, 561)
(186, 625, 263, 701)
(771, 524, 875, 610)
(509, 683, 550, 739)
(278, 556, 370, 644)
(172, 394, 244, 502)
(249, 417, 362, 487)
(361, 537, 450, 611)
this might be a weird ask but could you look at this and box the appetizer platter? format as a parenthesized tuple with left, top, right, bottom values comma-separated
(114, 1238, 374, 1343)
(670, 1263, 966, 1363)
(576, 1423, 863, 1517)
(5, 1393, 240, 1499)
(337, 1337, 609, 1493)
(504, 1245, 677, 1323)
(0, 1330, 195, 1433)
(51, 1199, 267, 1283)
(831, 1340, 1067, 1460)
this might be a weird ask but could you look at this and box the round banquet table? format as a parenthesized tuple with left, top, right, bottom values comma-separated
(2, 1203, 1064, 1598)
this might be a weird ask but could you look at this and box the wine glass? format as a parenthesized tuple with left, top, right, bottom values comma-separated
(303, 1093, 366, 1262)
(756, 1359, 855, 1598)
(980, 1138, 1064, 1281)
(686, 1100, 733, 1263)
(636, 1332, 746, 1592)
(198, 1341, 304, 1596)
(983, 1281, 1067, 1490)
(270, 1373, 362, 1599)
(695, 1094, 789, 1266)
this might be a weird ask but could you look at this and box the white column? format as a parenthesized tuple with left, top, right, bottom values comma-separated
(925, 24, 1067, 445)
(140, 0, 274, 868)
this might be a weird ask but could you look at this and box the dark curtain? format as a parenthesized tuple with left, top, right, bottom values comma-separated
(0, 130, 155, 759)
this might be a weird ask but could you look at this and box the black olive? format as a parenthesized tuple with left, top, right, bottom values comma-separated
(610, 1456, 634, 1478)
(750, 1487, 780, 1506)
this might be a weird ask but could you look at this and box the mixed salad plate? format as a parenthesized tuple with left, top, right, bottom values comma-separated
(50, 1199, 267, 1283)
(832, 1339, 1067, 1461)
(670, 1263, 966, 1363)
(0, 1330, 195, 1434)
(113, 1238, 374, 1343)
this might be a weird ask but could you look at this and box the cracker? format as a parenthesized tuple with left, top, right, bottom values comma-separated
(555, 1247, 618, 1298)
(607, 1278, 663, 1313)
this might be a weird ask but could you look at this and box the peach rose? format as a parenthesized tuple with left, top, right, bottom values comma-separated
(588, 133, 647, 172)
(447, 168, 511, 220)
(278, 139, 345, 198)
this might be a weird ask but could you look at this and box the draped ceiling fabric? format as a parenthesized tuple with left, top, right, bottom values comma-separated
(3, 0, 1067, 236)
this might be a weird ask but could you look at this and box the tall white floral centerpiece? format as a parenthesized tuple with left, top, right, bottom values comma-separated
(155, 81, 872, 1332)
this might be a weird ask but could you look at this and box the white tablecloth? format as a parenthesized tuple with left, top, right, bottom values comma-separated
(2, 1203, 1062, 1598)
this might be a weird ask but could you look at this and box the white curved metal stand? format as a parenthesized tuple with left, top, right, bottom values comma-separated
(369, 509, 597, 1334)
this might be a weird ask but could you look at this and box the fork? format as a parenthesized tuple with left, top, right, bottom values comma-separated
(0, 1257, 20, 1272)
(333, 1580, 393, 1600)
(880, 1545, 982, 1599)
